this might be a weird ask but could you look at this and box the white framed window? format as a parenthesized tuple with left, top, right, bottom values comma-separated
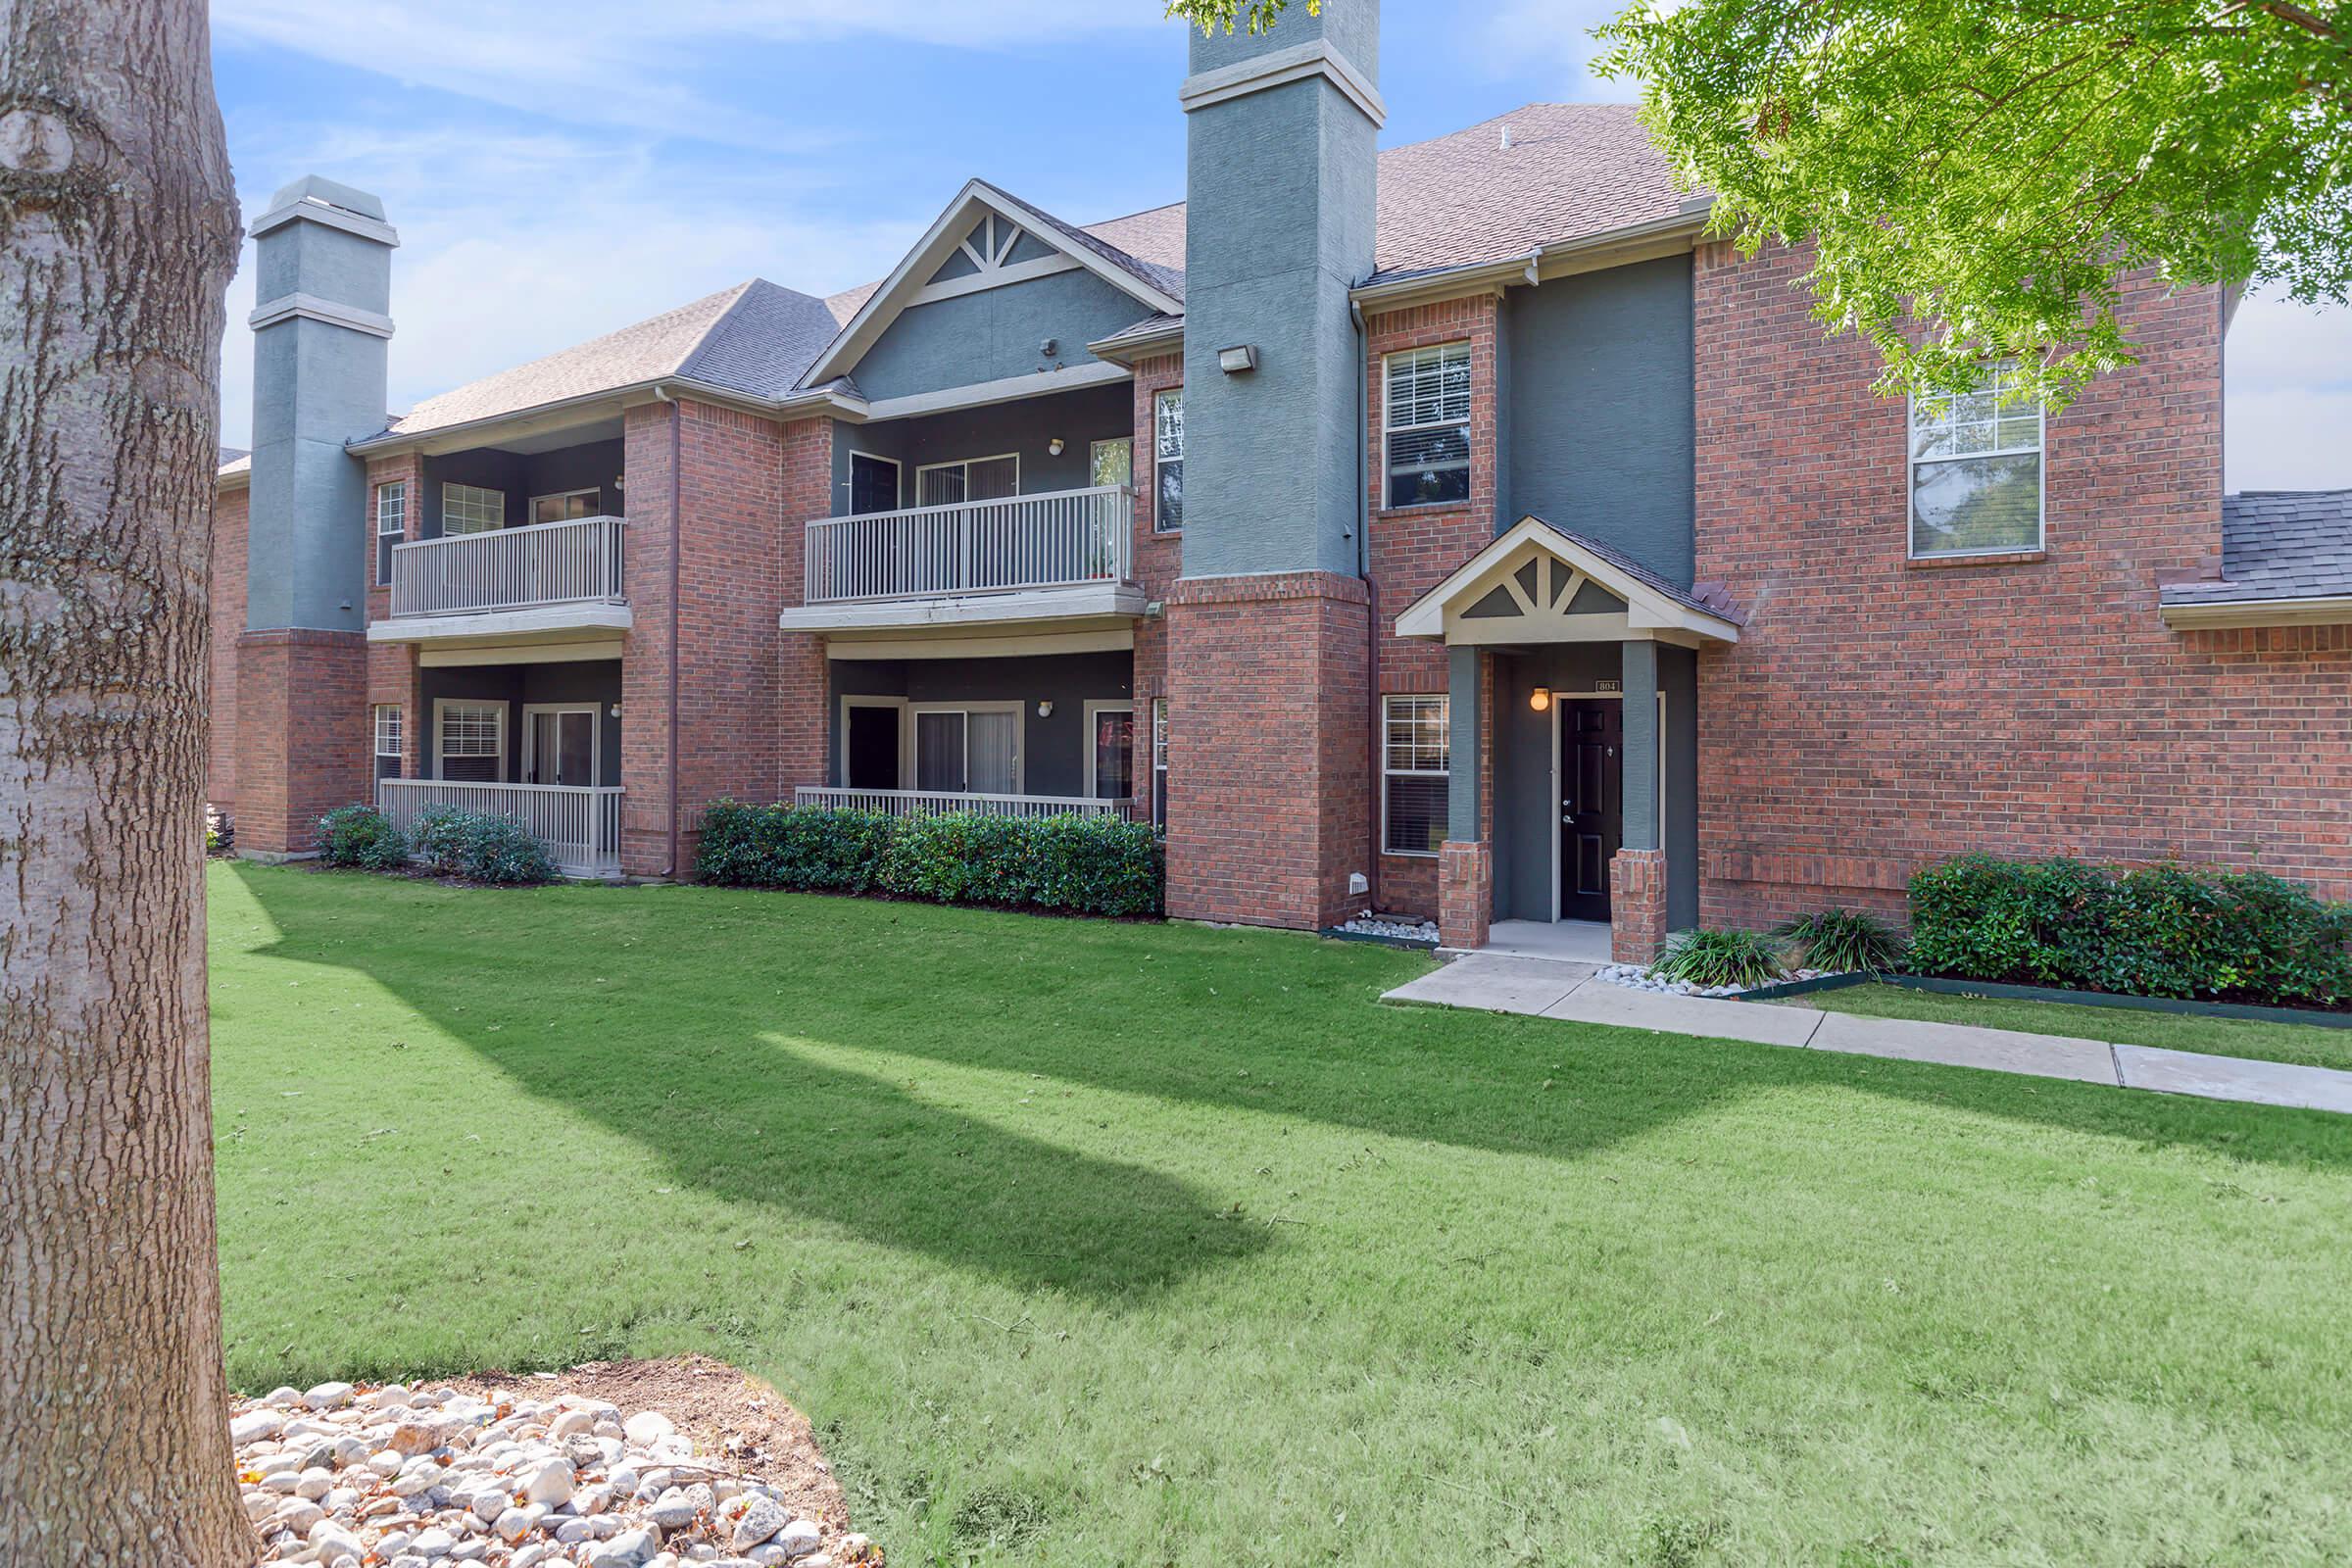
(1909, 363, 2044, 558)
(371, 704, 402, 779)
(1151, 697, 1168, 827)
(914, 454, 1018, 509)
(441, 482, 505, 536)
(910, 702, 1022, 795)
(433, 699, 506, 783)
(1382, 694, 1449, 857)
(529, 487, 600, 525)
(1384, 341, 1473, 509)
(1152, 388, 1184, 531)
(1090, 437, 1133, 490)
(1083, 701, 1135, 801)
(374, 481, 406, 586)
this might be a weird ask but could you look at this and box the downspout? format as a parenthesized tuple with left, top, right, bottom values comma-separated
(656, 383, 681, 878)
(1351, 294, 1380, 916)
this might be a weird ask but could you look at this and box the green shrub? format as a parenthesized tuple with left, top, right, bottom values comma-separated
(1908, 854, 2352, 1007)
(406, 805, 559, 886)
(1651, 927, 1789, 990)
(316, 804, 410, 871)
(696, 801, 1161, 918)
(1776, 907, 1908, 974)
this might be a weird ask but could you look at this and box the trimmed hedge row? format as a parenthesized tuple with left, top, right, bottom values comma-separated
(696, 801, 1161, 917)
(314, 803, 560, 887)
(1908, 854, 2352, 1008)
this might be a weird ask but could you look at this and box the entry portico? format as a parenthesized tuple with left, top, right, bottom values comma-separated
(1394, 515, 1744, 959)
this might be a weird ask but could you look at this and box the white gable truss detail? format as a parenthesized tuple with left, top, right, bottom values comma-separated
(1393, 516, 1742, 649)
(801, 180, 1183, 392)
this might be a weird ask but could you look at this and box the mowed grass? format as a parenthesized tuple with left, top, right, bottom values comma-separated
(210, 863, 2352, 1566)
(1805, 981, 2352, 1072)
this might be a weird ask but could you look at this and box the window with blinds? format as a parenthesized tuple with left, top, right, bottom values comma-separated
(1383, 342, 1472, 509)
(441, 483, 505, 535)
(436, 702, 505, 782)
(1381, 694, 1449, 856)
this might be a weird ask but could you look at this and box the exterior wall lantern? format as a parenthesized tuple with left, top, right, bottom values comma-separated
(1217, 344, 1258, 374)
(1037, 700, 1054, 717)
(1048, 438, 1065, 457)
(1529, 686, 1551, 713)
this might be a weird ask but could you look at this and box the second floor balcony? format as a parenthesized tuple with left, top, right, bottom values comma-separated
(783, 484, 1144, 638)
(372, 514, 631, 646)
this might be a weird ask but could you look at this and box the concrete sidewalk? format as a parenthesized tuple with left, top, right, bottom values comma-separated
(1382, 955, 2352, 1115)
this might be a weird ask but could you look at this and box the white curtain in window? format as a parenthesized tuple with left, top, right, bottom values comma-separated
(966, 710, 1018, 794)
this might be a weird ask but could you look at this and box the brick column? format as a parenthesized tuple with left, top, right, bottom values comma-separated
(1609, 848, 1669, 964)
(234, 628, 369, 858)
(1438, 839, 1492, 950)
(619, 401, 678, 877)
(1165, 571, 1369, 931)
(207, 483, 250, 818)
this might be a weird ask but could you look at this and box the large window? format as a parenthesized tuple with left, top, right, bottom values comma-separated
(434, 700, 506, 783)
(1909, 364, 2043, 558)
(1384, 342, 1472, 509)
(373, 481, 406, 585)
(1085, 701, 1134, 801)
(442, 482, 505, 535)
(912, 704, 1020, 795)
(1382, 694, 1449, 857)
(1152, 388, 1184, 531)
(915, 455, 1017, 509)
(371, 704, 402, 780)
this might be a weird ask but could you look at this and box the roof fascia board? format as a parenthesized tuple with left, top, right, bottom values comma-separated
(346, 376, 778, 458)
(1086, 321, 1186, 365)
(858, 360, 1132, 423)
(1177, 38, 1388, 128)
(216, 468, 251, 492)
(1393, 516, 1740, 643)
(801, 182, 1180, 391)
(2160, 594, 2352, 629)
(1350, 210, 1715, 314)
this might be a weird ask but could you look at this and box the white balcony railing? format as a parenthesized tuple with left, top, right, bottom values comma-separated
(389, 514, 626, 619)
(376, 779, 623, 879)
(804, 485, 1133, 605)
(795, 787, 1137, 822)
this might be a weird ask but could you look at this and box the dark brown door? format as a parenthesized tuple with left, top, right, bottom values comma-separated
(846, 705, 902, 789)
(1560, 700, 1621, 921)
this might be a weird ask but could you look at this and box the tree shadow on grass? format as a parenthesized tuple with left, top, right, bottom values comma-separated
(230, 865, 2352, 1302)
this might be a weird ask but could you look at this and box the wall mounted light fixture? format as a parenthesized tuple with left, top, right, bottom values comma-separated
(1048, 437, 1065, 457)
(1529, 686, 1551, 713)
(1217, 344, 1258, 374)
(1037, 700, 1054, 717)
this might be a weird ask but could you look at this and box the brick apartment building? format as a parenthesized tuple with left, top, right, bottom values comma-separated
(211, 1, 2352, 961)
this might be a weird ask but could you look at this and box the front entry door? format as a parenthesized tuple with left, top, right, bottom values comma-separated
(1560, 700, 1622, 921)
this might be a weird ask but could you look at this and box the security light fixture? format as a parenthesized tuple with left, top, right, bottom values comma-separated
(1217, 344, 1258, 374)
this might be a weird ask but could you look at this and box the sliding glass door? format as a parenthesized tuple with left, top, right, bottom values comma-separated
(912, 706, 1019, 795)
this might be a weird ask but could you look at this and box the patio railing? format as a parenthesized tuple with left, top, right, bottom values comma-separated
(388, 514, 627, 619)
(803, 485, 1133, 604)
(794, 787, 1137, 822)
(376, 778, 623, 878)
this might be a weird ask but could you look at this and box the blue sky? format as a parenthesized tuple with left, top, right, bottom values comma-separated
(211, 0, 2349, 491)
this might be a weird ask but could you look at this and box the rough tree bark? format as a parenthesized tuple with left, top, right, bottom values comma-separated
(0, 0, 248, 1563)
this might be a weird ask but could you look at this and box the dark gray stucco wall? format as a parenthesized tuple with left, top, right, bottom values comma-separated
(1488, 643, 1697, 928)
(827, 651, 1135, 798)
(1180, 69, 1377, 579)
(849, 269, 1149, 403)
(416, 438, 625, 537)
(416, 661, 622, 786)
(1502, 256, 1695, 586)
(823, 383, 1132, 518)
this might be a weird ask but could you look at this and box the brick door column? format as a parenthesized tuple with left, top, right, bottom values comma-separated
(234, 629, 369, 857)
(1609, 848, 1669, 963)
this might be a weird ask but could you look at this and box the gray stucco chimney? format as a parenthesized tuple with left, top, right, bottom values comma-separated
(244, 175, 397, 632)
(1176, 0, 1381, 579)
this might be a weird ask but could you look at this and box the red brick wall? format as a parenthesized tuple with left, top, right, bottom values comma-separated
(1692, 241, 2352, 923)
(777, 415, 832, 795)
(620, 397, 800, 877)
(1165, 572, 1369, 931)
(233, 628, 368, 856)
(363, 454, 424, 779)
(207, 482, 248, 813)
(1363, 295, 1500, 917)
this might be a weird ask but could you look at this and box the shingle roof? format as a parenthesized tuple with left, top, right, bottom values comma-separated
(2162, 491, 2352, 605)
(1526, 515, 1745, 625)
(218, 445, 251, 480)
(359, 102, 1703, 447)
(370, 279, 838, 444)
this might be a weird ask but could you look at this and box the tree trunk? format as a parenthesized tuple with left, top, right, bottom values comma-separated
(0, 0, 248, 1562)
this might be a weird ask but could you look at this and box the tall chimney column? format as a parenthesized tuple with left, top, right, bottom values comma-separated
(235, 175, 397, 858)
(1163, 2, 1384, 930)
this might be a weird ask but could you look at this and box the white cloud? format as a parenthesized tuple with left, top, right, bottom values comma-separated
(1464, 0, 1630, 98)
(2224, 290, 2352, 492)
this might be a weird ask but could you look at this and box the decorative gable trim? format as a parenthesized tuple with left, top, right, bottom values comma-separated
(801, 181, 1183, 392)
(1394, 515, 1742, 648)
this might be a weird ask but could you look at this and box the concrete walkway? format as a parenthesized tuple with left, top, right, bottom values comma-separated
(1382, 954, 2352, 1115)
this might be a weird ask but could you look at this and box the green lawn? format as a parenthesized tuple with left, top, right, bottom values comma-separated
(1802, 981, 2352, 1072)
(210, 863, 2352, 1566)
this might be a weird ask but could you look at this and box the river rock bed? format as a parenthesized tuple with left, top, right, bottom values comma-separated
(1595, 962, 1831, 998)
(230, 1358, 877, 1568)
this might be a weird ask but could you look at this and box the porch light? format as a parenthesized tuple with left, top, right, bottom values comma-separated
(1037, 700, 1054, 717)
(1048, 437, 1065, 457)
(1529, 686, 1551, 713)
(1217, 343, 1258, 374)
